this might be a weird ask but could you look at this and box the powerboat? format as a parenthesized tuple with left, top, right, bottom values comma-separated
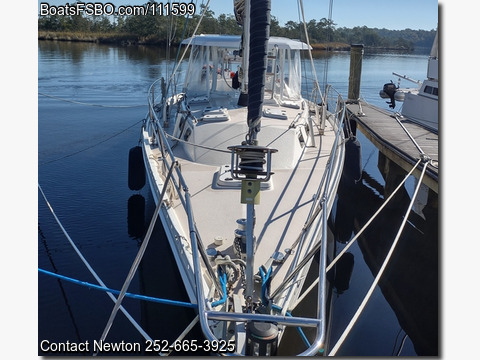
(379, 31, 438, 133)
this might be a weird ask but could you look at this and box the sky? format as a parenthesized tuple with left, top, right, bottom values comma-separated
(36, 0, 438, 31)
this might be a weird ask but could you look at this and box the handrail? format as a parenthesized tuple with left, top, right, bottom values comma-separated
(184, 191, 220, 346)
(206, 311, 321, 328)
(276, 88, 345, 291)
(300, 92, 346, 355)
(146, 86, 223, 294)
(268, 89, 346, 355)
(146, 85, 228, 344)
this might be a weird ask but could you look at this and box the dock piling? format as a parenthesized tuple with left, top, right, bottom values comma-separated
(348, 44, 364, 103)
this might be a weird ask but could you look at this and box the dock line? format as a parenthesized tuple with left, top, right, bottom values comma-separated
(293, 158, 424, 309)
(393, 113, 430, 160)
(38, 184, 154, 343)
(328, 159, 429, 355)
(38, 268, 196, 308)
(39, 91, 146, 108)
(96, 161, 178, 352)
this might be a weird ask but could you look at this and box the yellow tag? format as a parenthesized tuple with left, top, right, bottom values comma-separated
(241, 180, 261, 204)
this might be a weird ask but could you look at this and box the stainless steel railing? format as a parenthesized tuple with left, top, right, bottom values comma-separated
(300, 88, 346, 355)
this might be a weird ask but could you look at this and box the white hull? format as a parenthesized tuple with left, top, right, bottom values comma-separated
(400, 80, 438, 132)
(380, 31, 438, 133)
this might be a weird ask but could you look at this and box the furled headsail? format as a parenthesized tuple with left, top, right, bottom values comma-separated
(246, 0, 271, 144)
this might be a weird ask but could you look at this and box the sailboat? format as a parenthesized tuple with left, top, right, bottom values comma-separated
(134, 0, 346, 355)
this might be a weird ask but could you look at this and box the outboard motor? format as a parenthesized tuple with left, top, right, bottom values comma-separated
(379, 81, 398, 109)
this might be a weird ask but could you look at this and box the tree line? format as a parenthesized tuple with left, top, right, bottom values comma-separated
(38, 2, 436, 50)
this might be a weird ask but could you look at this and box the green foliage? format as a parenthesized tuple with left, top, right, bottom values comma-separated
(37, 1, 436, 50)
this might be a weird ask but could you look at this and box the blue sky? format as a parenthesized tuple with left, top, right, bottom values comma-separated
(37, 0, 438, 30)
(207, 0, 438, 30)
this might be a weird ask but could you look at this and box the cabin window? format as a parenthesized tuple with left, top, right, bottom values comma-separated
(424, 85, 438, 96)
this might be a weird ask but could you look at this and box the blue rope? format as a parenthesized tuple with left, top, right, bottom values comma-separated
(257, 266, 313, 349)
(258, 266, 312, 348)
(211, 268, 228, 308)
(259, 265, 272, 305)
(272, 304, 312, 349)
(38, 268, 197, 309)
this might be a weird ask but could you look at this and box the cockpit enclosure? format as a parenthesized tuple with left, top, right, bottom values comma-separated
(272, 43, 303, 102)
(182, 35, 242, 98)
(181, 35, 310, 102)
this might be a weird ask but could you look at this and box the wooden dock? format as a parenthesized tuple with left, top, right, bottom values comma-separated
(346, 101, 438, 193)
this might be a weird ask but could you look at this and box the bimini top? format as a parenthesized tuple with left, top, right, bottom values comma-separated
(181, 34, 311, 50)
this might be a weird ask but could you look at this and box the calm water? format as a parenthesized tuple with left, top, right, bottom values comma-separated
(38, 40, 438, 356)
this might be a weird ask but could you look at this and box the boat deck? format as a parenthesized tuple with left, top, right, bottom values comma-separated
(346, 101, 438, 193)
(145, 95, 343, 310)
(171, 124, 338, 308)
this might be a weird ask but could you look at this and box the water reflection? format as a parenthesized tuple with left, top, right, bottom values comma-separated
(332, 144, 438, 355)
(127, 194, 146, 240)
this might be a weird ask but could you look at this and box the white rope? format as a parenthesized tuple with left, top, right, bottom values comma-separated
(39, 92, 145, 108)
(328, 159, 429, 356)
(96, 185, 164, 353)
(294, 159, 423, 309)
(165, 315, 200, 356)
(326, 158, 422, 273)
(394, 113, 429, 159)
(38, 184, 153, 343)
(96, 160, 179, 353)
(165, 132, 230, 153)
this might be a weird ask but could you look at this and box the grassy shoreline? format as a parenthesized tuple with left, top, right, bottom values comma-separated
(38, 31, 411, 52)
(38, 31, 167, 45)
(38, 30, 352, 49)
